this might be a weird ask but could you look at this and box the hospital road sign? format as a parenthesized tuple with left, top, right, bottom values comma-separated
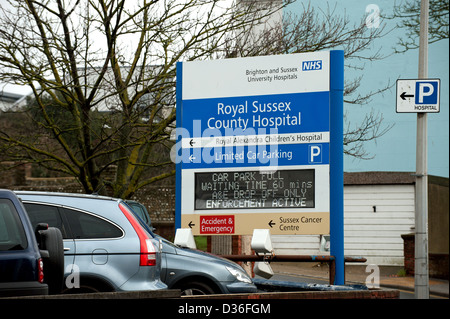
(396, 79, 440, 113)
(175, 51, 344, 236)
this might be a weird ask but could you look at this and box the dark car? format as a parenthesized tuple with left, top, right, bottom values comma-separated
(0, 189, 64, 297)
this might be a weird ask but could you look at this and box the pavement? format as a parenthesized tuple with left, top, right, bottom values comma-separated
(270, 262, 449, 298)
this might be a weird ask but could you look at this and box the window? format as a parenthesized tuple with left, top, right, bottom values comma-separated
(24, 203, 68, 239)
(62, 208, 123, 239)
(127, 202, 151, 225)
(0, 199, 28, 251)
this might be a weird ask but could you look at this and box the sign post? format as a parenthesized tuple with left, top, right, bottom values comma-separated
(415, 0, 429, 299)
(329, 50, 345, 285)
(395, 0, 441, 298)
(176, 51, 345, 284)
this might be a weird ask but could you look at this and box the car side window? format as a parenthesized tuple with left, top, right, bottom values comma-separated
(62, 208, 123, 239)
(23, 203, 68, 239)
(0, 199, 28, 251)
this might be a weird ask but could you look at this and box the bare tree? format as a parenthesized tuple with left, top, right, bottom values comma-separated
(223, 3, 393, 159)
(387, 0, 449, 52)
(1, 0, 392, 197)
(0, 0, 291, 197)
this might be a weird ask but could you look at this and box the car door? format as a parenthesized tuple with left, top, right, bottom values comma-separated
(22, 203, 76, 275)
(59, 207, 127, 287)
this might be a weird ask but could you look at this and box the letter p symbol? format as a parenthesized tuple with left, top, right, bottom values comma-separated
(416, 81, 437, 104)
(309, 145, 322, 163)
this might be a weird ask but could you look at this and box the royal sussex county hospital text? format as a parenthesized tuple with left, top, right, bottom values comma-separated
(206, 100, 300, 131)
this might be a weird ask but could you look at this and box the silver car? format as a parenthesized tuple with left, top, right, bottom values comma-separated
(15, 191, 167, 293)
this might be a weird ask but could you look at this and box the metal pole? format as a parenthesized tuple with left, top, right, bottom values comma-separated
(415, 0, 429, 299)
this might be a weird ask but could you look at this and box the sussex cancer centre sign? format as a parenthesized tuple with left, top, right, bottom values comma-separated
(175, 51, 344, 236)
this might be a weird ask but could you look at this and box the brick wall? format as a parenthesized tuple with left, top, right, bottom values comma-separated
(0, 162, 27, 187)
(401, 233, 449, 280)
(132, 186, 175, 222)
(401, 233, 415, 276)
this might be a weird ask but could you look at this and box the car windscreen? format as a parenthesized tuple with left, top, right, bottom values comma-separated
(127, 202, 151, 226)
(0, 199, 28, 251)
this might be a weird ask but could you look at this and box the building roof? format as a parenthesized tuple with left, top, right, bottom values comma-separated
(344, 171, 449, 186)
(0, 91, 23, 103)
(344, 171, 416, 185)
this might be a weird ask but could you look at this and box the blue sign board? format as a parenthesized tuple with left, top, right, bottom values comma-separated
(175, 51, 345, 283)
(415, 80, 439, 105)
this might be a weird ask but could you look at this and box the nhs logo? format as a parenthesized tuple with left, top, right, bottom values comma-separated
(302, 60, 322, 71)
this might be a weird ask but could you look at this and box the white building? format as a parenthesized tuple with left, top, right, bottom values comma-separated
(272, 172, 416, 266)
(0, 83, 31, 111)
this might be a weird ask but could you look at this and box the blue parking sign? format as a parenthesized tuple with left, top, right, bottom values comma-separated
(415, 81, 438, 105)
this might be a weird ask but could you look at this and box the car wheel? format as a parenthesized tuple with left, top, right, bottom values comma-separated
(179, 281, 216, 296)
(40, 227, 64, 294)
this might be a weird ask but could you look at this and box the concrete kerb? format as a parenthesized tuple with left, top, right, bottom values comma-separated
(271, 262, 449, 298)
(2, 289, 181, 300)
(2, 263, 447, 299)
